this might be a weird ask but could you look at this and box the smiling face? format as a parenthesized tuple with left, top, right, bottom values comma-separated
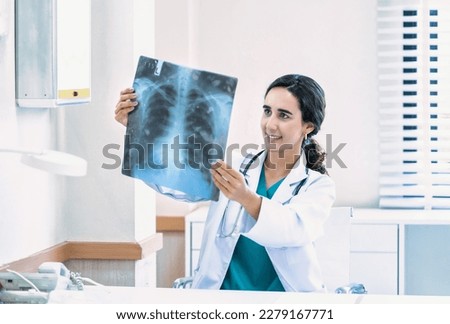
(261, 87, 314, 161)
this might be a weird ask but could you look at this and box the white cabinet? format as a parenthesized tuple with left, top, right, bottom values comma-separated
(349, 224, 398, 295)
(185, 207, 450, 295)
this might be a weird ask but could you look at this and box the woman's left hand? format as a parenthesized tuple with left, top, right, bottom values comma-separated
(211, 160, 262, 219)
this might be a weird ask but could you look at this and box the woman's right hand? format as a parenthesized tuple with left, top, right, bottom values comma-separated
(114, 87, 138, 127)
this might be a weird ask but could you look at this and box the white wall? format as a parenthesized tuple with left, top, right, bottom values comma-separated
(154, 0, 379, 216)
(0, 0, 156, 266)
(62, 0, 156, 242)
(0, 0, 64, 265)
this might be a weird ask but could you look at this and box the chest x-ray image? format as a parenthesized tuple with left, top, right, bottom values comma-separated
(122, 56, 238, 202)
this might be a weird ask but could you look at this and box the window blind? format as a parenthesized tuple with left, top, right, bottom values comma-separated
(377, 0, 450, 209)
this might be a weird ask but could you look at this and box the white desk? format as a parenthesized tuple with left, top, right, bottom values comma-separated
(48, 286, 450, 304)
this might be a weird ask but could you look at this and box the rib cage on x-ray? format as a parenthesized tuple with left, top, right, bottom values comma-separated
(122, 56, 238, 202)
(140, 81, 215, 180)
(143, 84, 176, 141)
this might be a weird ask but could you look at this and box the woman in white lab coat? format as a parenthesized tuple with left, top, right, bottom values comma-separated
(115, 74, 335, 292)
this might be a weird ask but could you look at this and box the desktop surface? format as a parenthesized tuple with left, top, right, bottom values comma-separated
(48, 286, 450, 304)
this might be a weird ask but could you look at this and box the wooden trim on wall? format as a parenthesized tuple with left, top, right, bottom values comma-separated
(0, 242, 68, 273)
(139, 234, 164, 259)
(156, 216, 185, 232)
(66, 241, 142, 260)
(0, 233, 163, 273)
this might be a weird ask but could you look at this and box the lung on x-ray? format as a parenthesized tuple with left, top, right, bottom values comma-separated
(122, 56, 238, 202)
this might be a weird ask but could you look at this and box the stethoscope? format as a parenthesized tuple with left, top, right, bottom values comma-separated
(217, 150, 309, 238)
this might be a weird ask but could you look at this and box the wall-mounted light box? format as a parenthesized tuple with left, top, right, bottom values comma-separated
(15, 0, 91, 108)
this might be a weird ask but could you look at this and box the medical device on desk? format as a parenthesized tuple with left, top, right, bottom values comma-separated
(0, 262, 102, 304)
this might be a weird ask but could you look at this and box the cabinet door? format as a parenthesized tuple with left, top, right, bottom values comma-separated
(350, 252, 398, 294)
(350, 224, 399, 295)
(186, 220, 205, 276)
(404, 225, 450, 296)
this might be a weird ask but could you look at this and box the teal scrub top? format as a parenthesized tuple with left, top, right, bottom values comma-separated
(220, 168, 285, 291)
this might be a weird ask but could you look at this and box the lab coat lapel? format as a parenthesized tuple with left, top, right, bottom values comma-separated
(270, 158, 308, 204)
(244, 151, 308, 204)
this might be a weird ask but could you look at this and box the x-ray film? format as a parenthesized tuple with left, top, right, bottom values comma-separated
(122, 56, 238, 202)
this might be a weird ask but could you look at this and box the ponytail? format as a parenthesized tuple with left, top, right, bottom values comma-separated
(303, 137, 328, 175)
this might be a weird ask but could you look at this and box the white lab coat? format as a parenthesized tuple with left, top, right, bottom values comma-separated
(191, 151, 336, 292)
